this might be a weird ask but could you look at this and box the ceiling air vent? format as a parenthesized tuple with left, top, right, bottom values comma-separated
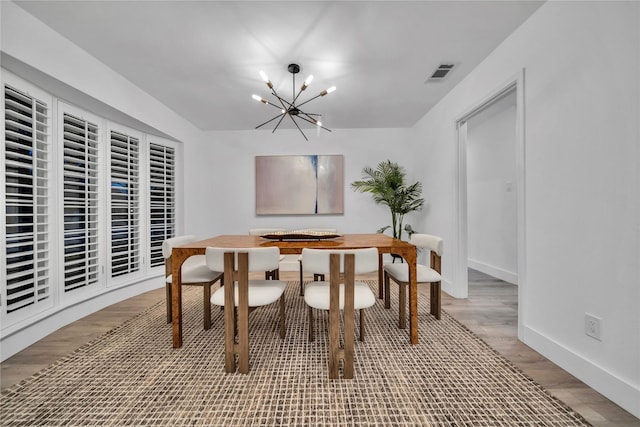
(425, 64, 455, 83)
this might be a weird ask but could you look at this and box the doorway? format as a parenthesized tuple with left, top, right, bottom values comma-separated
(454, 71, 525, 338)
(466, 90, 518, 285)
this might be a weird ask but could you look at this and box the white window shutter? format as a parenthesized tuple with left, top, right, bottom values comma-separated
(62, 112, 100, 292)
(110, 130, 140, 277)
(148, 142, 175, 268)
(3, 84, 51, 314)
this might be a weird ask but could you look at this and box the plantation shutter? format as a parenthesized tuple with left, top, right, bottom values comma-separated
(3, 84, 51, 313)
(62, 112, 99, 292)
(148, 142, 175, 267)
(110, 131, 140, 277)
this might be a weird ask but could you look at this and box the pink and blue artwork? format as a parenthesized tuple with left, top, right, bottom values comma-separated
(255, 155, 344, 215)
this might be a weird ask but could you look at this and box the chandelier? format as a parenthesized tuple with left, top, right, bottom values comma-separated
(252, 63, 336, 141)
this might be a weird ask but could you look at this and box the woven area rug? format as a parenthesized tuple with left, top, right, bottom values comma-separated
(1, 281, 590, 426)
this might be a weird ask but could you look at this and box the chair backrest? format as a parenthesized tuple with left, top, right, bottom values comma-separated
(206, 247, 281, 273)
(410, 233, 444, 256)
(248, 228, 286, 236)
(162, 235, 197, 259)
(301, 248, 378, 275)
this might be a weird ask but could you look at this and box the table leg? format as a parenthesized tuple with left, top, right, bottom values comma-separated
(377, 253, 384, 299)
(406, 247, 418, 345)
(171, 250, 188, 348)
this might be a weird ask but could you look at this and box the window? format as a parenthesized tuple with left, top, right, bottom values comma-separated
(1, 71, 181, 334)
(148, 142, 175, 268)
(61, 111, 100, 293)
(110, 130, 140, 278)
(3, 84, 51, 314)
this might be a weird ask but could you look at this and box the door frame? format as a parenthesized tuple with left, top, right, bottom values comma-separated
(453, 69, 526, 339)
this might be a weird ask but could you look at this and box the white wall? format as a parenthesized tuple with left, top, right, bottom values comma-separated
(411, 1, 639, 417)
(183, 128, 422, 270)
(466, 94, 518, 283)
(183, 127, 421, 239)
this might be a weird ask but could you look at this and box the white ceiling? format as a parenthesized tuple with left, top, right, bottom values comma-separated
(14, 1, 544, 132)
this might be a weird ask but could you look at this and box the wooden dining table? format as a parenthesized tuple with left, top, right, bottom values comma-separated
(170, 233, 419, 347)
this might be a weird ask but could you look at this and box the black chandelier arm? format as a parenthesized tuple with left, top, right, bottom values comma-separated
(255, 112, 285, 129)
(271, 92, 294, 110)
(288, 115, 309, 141)
(268, 86, 292, 113)
(261, 100, 287, 111)
(295, 93, 323, 109)
(298, 114, 333, 132)
(271, 112, 287, 133)
(292, 85, 309, 105)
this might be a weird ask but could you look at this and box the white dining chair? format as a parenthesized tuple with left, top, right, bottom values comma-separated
(162, 235, 223, 330)
(297, 228, 338, 295)
(302, 248, 378, 379)
(383, 233, 443, 328)
(206, 246, 287, 374)
(248, 228, 286, 279)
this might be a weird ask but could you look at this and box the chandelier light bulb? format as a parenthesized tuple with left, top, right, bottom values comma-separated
(301, 75, 314, 90)
(259, 70, 273, 89)
(320, 86, 336, 96)
(252, 94, 268, 104)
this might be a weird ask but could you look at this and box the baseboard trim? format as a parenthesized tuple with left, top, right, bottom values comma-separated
(1, 277, 163, 362)
(522, 325, 640, 418)
(468, 258, 518, 284)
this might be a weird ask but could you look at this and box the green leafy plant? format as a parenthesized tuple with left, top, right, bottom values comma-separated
(351, 160, 424, 241)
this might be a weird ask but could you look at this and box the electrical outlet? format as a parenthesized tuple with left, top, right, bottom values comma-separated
(585, 313, 602, 341)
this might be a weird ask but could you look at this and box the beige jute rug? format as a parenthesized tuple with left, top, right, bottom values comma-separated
(0, 281, 590, 426)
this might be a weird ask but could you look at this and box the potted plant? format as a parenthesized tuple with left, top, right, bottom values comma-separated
(351, 160, 424, 243)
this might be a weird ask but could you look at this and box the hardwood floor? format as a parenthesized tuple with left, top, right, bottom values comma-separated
(1, 270, 638, 426)
(442, 269, 639, 427)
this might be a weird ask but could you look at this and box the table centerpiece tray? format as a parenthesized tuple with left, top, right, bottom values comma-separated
(260, 230, 342, 241)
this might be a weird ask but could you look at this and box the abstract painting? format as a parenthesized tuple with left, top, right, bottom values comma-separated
(255, 155, 344, 215)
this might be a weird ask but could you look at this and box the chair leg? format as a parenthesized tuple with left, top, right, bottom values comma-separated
(265, 268, 280, 280)
(308, 306, 315, 342)
(299, 260, 304, 296)
(234, 307, 238, 339)
(431, 281, 441, 320)
(359, 309, 366, 342)
(166, 282, 172, 324)
(279, 295, 286, 338)
(204, 283, 212, 330)
(399, 282, 407, 329)
(384, 272, 391, 309)
(219, 276, 225, 311)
